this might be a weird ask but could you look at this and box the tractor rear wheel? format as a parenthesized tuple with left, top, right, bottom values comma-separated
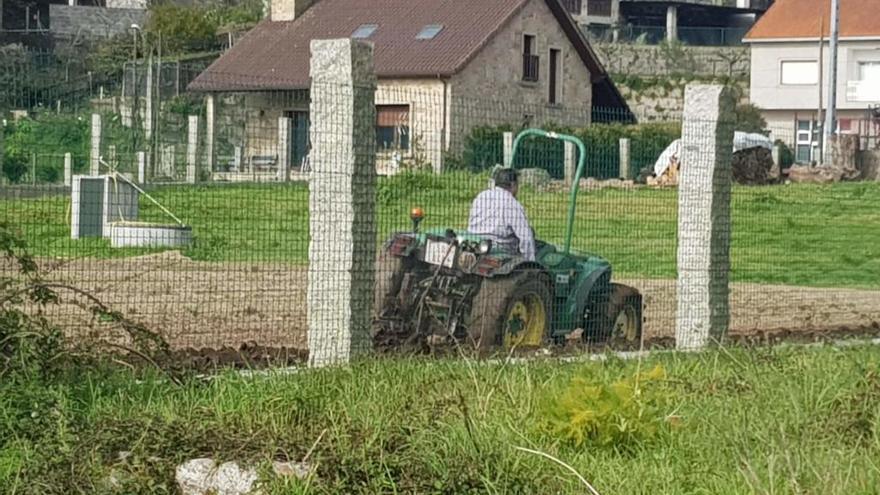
(374, 250, 406, 318)
(467, 271, 552, 352)
(604, 283, 643, 345)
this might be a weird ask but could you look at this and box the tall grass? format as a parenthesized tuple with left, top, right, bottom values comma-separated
(2, 345, 879, 493)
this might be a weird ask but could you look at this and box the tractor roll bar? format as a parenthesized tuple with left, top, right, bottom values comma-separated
(508, 129, 587, 255)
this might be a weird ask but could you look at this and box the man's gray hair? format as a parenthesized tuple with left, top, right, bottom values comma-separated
(494, 168, 519, 190)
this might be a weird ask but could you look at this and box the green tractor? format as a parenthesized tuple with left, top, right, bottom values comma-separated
(373, 129, 642, 352)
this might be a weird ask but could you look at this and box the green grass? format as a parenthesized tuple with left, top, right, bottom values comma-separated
(2, 345, 880, 493)
(3, 173, 880, 288)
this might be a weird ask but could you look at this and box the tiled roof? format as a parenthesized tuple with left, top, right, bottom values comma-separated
(745, 0, 880, 41)
(189, 0, 610, 93)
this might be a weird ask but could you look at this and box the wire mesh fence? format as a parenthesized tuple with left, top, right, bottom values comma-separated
(1, 81, 879, 359)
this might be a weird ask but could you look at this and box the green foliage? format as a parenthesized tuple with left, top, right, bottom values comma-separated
(539, 364, 675, 449)
(147, 5, 219, 54)
(735, 103, 768, 134)
(2, 114, 90, 183)
(775, 139, 794, 168)
(448, 122, 681, 179)
(146, 1, 263, 55)
(0, 223, 64, 380)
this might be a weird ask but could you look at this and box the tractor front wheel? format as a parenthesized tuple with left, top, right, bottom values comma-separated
(468, 271, 553, 352)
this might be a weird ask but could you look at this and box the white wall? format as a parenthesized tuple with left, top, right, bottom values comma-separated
(750, 39, 880, 112)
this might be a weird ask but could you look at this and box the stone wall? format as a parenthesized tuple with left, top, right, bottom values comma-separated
(50, 5, 147, 39)
(616, 77, 749, 122)
(449, 0, 593, 150)
(594, 43, 750, 78)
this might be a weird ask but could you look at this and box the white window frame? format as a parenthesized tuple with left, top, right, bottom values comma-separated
(780, 60, 819, 86)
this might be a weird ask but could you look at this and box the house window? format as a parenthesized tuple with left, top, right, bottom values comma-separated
(523, 34, 539, 82)
(377, 105, 410, 151)
(352, 24, 378, 39)
(549, 48, 561, 104)
(795, 120, 820, 163)
(416, 24, 444, 40)
(781, 61, 818, 85)
(858, 61, 880, 83)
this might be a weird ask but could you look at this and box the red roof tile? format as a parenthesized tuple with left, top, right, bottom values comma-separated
(745, 0, 880, 41)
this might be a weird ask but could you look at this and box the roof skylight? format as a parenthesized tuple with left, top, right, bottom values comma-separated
(352, 24, 378, 39)
(416, 24, 444, 40)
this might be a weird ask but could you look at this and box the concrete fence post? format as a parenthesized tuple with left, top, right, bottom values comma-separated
(90, 114, 101, 175)
(186, 115, 200, 183)
(503, 132, 514, 167)
(676, 84, 735, 350)
(64, 153, 72, 186)
(564, 141, 576, 187)
(137, 151, 148, 184)
(205, 94, 216, 174)
(277, 116, 292, 181)
(619, 138, 632, 179)
(307, 38, 378, 368)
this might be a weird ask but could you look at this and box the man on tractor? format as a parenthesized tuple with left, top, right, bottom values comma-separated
(467, 168, 536, 261)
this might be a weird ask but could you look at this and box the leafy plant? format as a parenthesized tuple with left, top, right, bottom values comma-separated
(539, 364, 677, 450)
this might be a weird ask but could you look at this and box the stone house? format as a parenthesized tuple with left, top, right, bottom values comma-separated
(745, 0, 880, 163)
(189, 0, 631, 175)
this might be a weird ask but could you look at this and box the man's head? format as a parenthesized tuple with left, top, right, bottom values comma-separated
(494, 168, 519, 197)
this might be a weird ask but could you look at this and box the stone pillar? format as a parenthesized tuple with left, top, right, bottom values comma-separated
(564, 141, 576, 187)
(144, 57, 153, 141)
(137, 151, 147, 183)
(186, 115, 200, 183)
(676, 84, 735, 350)
(307, 38, 377, 368)
(619, 138, 632, 179)
(90, 114, 101, 175)
(503, 132, 514, 167)
(161, 145, 176, 178)
(64, 153, 72, 186)
(770, 143, 781, 180)
(666, 5, 678, 43)
(277, 116, 292, 181)
(205, 94, 216, 174)
(108, 145, 117, 171)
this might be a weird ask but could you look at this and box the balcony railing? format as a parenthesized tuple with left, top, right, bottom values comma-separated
(587, 0, 613, 17)
(847, 81, 880, 103)
(560, 0, 583, 14)
(522, 54, 540, 82)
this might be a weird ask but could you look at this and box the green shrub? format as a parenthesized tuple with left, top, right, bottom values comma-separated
(539, 364, 676, 450)
(448, 122, 681, 180)
(2, 115, 89, 183)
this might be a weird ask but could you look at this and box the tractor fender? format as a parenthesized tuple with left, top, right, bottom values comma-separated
(571, 266, 612, 320)
(489, 260, 553, 287)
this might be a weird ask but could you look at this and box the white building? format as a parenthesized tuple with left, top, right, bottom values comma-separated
(744, 0, 880, 163)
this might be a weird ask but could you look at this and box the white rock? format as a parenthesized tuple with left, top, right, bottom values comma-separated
(213, 462, 259, 495)
(176, 459, 217, 495)
(176, 458, 260, 495)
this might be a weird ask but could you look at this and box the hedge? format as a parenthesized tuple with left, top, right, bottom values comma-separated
(446, 122, 682, 180)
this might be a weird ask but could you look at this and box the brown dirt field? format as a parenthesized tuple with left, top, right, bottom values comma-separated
(13, 254, 880, 352)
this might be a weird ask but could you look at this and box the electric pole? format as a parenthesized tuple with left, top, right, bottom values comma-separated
(823, 0, 840, 164)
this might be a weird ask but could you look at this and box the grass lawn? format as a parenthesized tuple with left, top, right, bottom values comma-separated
(2, 173, 879, 288)
(2, 345, 880, 493)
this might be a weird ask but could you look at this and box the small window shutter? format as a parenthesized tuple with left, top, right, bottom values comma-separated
(377, 105, 409, 127)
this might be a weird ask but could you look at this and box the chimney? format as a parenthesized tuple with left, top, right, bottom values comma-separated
(270, 0, 318, 22)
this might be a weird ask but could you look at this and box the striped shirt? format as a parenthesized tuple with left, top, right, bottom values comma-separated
(467, 187, 536, 261)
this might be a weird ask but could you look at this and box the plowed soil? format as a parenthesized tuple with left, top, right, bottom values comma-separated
(15, 254, 880, 353)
